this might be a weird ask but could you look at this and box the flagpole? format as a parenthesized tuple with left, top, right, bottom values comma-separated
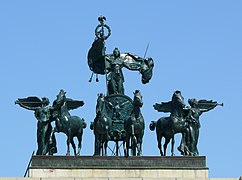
(95, 16, 111, 95)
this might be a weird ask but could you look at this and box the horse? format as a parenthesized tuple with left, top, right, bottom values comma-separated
(124, 90, 145, 156)
(51, 90, 86, 156)
(150, 90, 188, 156)
(90, 93, 112, 156)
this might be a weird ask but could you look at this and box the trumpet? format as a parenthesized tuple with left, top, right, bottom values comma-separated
(217, 103, 224, 107)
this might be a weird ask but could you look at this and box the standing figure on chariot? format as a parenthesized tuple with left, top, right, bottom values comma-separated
(106, 47, 125, 95)
(87, 16, 154, 96)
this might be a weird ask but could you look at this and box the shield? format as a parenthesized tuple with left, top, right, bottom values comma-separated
(104, 94, 133, 140)
(87, 38, 106, 74)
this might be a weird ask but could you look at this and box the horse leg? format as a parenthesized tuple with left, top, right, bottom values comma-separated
(157, 133, 163, 156)
(131, 124, 135, 156)
(137, 138, 143, 156)
(163, 137, 171, 156)
(66, 129, 72, 156)
(104, 141, 108, 156)
(77, 133, 83, 156)
(123, 139, 127, 157)
(131, 135, 137, 156)
(115, 140, 119, 156)
(125, 135, 130, 157)
(131, 124, 137, 156)
(94, 136, 100, 156)
(101, 139, 104, 156)
(66, 137, 71, 156)
(171, 135, 175, 156)
(48, 131, 57, 155)
(70, 137, 77, 156)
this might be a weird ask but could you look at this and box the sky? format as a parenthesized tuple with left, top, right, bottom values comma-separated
(0, 0, 241, 178)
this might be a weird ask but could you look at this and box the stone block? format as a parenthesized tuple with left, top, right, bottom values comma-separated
(210, 178, 239, 180)
(0, 179, 40, 180)
(109, 178, 142, 180)
(30, 156, 207, 169)
(29, 156, 209, 179)
(75, 178, 108, 180)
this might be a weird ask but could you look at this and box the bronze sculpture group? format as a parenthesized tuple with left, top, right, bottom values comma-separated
(16, 16, 222, 157)
(150, 91, 222, 156)
(16, 90, 86, 156)
(15, 97, 57, 155)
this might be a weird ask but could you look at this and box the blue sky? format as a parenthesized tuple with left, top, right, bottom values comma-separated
(0, 0, 241, 178)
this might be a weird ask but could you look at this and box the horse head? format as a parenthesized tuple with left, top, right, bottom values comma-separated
(171, 90, 185, 118)
(95, 93, 111, 130)
(140, 57, 154, 84)
(52, 89, 67, 111)
(96, 93, 105, 114)
(172, 90, 185, 107)
(133, 90, 143, 108)
(57, 89, 66, 104)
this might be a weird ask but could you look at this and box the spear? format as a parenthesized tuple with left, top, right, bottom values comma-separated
(143, 42, 150, 58)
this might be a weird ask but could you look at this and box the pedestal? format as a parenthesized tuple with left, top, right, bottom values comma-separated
(29, 156, 208, 179)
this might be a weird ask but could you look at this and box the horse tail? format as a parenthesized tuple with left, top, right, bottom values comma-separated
(149, 121, 157, 131)
(81, 118, 87, 129)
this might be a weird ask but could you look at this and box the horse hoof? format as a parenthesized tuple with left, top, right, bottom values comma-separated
(125, 154, 129, 158)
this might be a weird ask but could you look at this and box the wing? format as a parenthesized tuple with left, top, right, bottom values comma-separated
(197, 99, 218, 111)
(153, 101, 172, 113)
(66, 98, 84, 110)
(15, 96, 42, 110)
(87, 38, 106, 74)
